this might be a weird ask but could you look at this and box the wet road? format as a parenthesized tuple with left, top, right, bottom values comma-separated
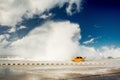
(0, 59, 120, 80)
(0, 71, 120, 80)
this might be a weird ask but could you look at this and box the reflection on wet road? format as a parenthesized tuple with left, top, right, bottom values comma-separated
(0, 70, 120, 80)
(0, 59, 120, 80)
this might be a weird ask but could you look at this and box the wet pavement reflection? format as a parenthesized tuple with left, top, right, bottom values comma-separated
(0, 68, 120, 80)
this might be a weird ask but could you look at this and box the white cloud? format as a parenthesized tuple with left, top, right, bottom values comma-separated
(8, 27, 16, 33)
(0, 21, 120, 60)
(0, 34, 10, 47)
(0, 48, 13, 55)
(66, 0, 82, 15)
(98, 46, 120, 58)
(0, 0, 82, 27)
(78, 46, 102, 60)
(78, 45, 120, 60)
(10, 21, 81, 60)
(40, 13, 52, 19)
(83, 38, 95, 45)
(18, 25, 27, 30)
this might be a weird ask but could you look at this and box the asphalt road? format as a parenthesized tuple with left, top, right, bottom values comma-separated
(0, 71, 120, 80)
(0, 58, 120, 80)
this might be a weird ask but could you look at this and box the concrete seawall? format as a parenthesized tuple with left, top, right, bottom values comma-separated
(0, 59, 120, 67)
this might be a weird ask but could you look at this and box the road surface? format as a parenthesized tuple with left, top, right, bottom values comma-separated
(0, 58, 120, 80)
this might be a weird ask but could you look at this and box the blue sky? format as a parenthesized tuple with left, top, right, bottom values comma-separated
(79, 0, 120, 47)
(49, 0, 120, 48)
(0, 0, 120, 59)
(10, 0, 120, 48)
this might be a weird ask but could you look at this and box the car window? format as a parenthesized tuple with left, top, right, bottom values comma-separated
(79, 57, 82, 59)
(76, 57, 79, 59)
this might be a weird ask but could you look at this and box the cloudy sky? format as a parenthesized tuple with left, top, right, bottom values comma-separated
(0, 0, 120, 60)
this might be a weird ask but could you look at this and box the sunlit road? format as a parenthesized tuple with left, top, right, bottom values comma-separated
(0, 58, 120, 80)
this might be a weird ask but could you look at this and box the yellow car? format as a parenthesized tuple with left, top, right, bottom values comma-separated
(72, 56, 85, 62)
